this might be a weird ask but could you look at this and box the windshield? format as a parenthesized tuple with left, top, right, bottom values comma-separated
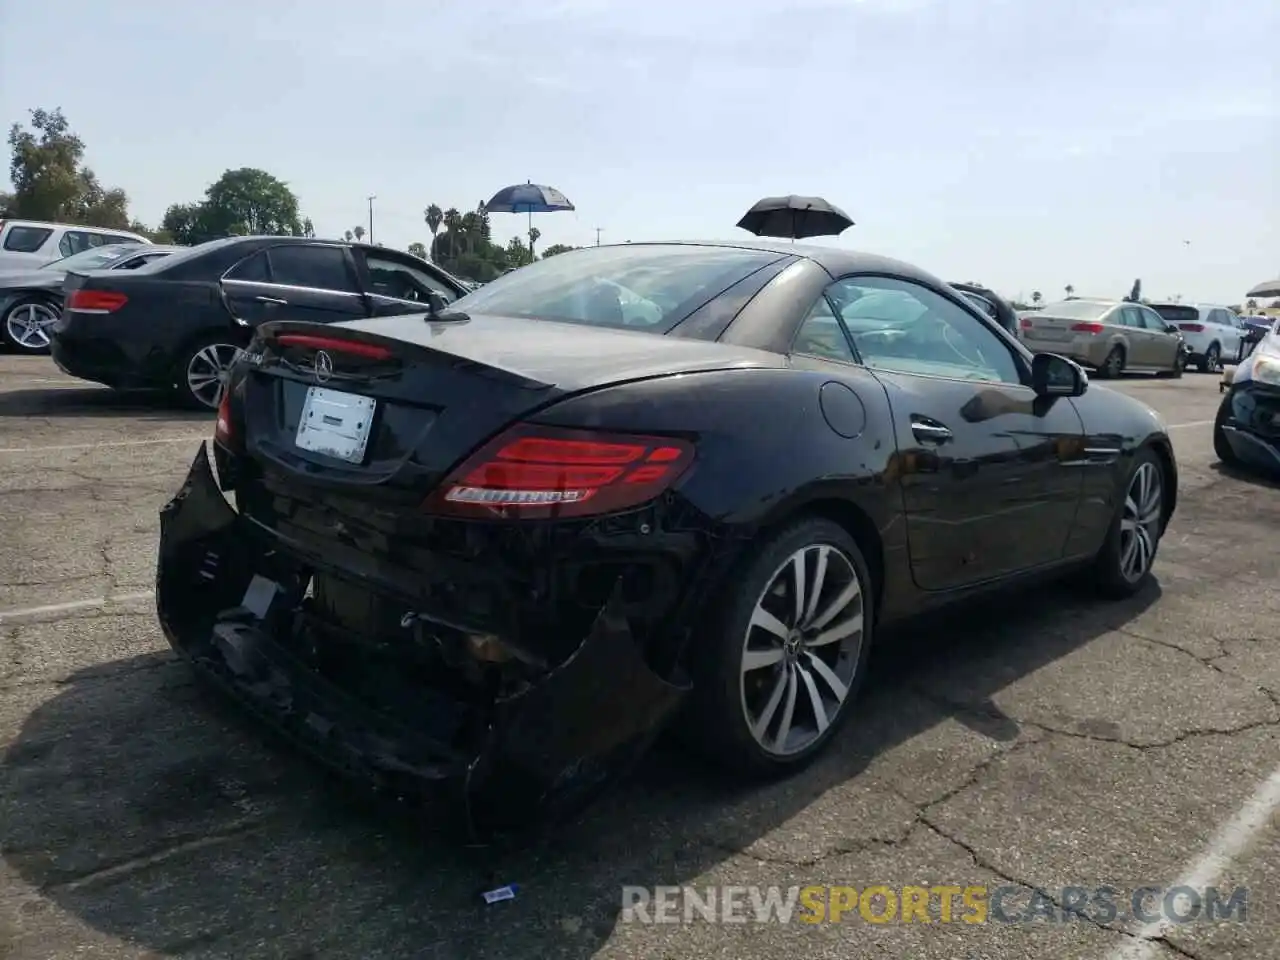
(1036, 300, 1113, 320)
(451, 244, 784, 332)
(42, 244, 142, 272)
(1149, 304, 1200, 325)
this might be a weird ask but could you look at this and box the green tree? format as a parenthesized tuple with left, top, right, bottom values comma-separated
(161, 167, 305, 245)
(527, 225, 541, 260)
(407, 241, 427, 259)
(541, 243, 577, 258)
(353, 225, 366, 242)
(1065, 284, 1075, 298)
(424, 204, 443, 259)
(4, 108, 136, 228)
(1031, 290, 1042, 305)
(302, 217, 315, 238)
(344, 229, 354, 242)
(1246, 299, 1258, 312)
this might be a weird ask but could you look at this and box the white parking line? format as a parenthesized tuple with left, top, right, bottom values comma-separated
(1104, 763, 1280, 959)
(0, 436, 207, 455)
(0, 591, 153, 625)
(1167, 420, 1213, 430)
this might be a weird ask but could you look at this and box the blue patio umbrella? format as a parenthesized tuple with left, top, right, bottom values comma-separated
(484, 182, 575, 258)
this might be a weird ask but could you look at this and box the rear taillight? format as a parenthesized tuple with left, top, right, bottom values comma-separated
(1179, 323, 1204, 332)
(275, 333, 392, 360)
(214, 388, 236, 449)
(1070, 322, 1105, 334)
(1019, 318, 1033, 329)
(425, 425, 695, 519)
(67, 289, 128, 313)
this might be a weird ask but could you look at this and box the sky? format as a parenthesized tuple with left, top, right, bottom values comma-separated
(0, 0, 1275, 304)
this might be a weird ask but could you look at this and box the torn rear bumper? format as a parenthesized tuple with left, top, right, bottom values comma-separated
(156, 444, 690, 843)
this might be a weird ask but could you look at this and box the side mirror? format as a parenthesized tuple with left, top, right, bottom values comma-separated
(1166, 323, 1180, 334)
(425, 290, 449, 315)
(1031, 353, 1088, 398)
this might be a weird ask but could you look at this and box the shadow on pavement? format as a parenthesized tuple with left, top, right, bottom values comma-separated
(0, 387, 209, 422)
(1, 579, 1159, 958)
(1210, 460, 1280, 491)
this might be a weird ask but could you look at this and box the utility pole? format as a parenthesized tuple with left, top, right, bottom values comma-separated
(367, 195, 377, 245)
(595, 227, 603, 247)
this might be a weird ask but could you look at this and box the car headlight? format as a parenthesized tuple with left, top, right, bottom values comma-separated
(1249, 355, 1280, 385)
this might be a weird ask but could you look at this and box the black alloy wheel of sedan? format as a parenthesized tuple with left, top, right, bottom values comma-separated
(154, 239, 1178, 841)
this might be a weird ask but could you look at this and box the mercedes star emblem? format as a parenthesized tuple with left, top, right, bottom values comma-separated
(314, 350, 334, 383)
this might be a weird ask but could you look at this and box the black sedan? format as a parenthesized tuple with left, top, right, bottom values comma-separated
(1, 243, 181, 353)
(1215, 318, 1280, 474)
(156, 240, 1178, 841)
(49, 236, 471, 408)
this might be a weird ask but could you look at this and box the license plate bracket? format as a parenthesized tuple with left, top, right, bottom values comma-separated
(295, 386, 377, 463)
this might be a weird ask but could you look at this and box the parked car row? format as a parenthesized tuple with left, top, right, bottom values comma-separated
(0, 218, 153, 272)
(1, 243, 183, 352)
(146, 237, 1180, 838)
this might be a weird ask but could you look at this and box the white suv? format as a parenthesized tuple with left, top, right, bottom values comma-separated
(1147, 302, 1246, 373)
(0, 220, 152, 272)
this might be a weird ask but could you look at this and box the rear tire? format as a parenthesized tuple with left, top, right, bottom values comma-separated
(1213, 396, 1240, 467)
(1158, 351, 1186, 378)
(1, 296, 59, 354)
(686, 517, 874, 779)
(172, 334, 245, 410)
(1198, 343, 1221, 374)
(1097, 346, 1124, 379)
(1091, 448, 1166, 599)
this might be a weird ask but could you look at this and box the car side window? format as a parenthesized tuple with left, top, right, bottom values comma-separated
(362, 252, 456, 303)
(2, 225, 53, 253)
(59, 230, 93, 256)
(1119, 307, 1143, 328)
(823, 275, 1022, 384)
(792, 296, 856, 362)
(267, 245, 357, 292)
(225, 251, 270, 282)
(1138, 309, 1167, 330)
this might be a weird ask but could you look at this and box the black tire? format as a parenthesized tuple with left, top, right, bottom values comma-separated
(1198, 343, 1220, 374)
(1097, 346, 1124, 379)
(1157, 350, 1186, 378)
(1213, 396, 1240, 467)
(171, 333, 246, 410)
(1092, 447, 1166, 599)
(1, 295, 60, 354)
(685, 516, 875, 779)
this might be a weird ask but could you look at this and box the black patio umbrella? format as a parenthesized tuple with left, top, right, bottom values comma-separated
(1246, 278, 1280, 299)
(736, 195, 854, 240)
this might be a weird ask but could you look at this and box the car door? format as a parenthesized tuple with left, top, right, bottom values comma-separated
(1119, 307, 1157, 367)
(1138, 306, 1182, 368)
(351, 248, 462, 317)
(818, 275, 1086, 591)
(1211, 309, 1242, 362)
(220, 244, 367, 329)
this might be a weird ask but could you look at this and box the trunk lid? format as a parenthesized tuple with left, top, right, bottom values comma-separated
(236, 314, 782, 499)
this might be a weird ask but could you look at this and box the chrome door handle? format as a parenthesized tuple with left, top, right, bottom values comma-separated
(254, 295, 288, 305)
(911, 421, 953, 443)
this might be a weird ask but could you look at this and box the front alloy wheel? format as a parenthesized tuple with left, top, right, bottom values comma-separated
(741, 544, 866, 757)
(1118, 461, 1162, 583)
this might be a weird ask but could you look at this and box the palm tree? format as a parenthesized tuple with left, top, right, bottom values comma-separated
(424, 204, 443, 261)
(1064, 284, 1075, 298)
(353, 225, 366, 243)
(442, 208, 462, 260)
(527, 225, 541, 262)
(1247, 299, 1258, 313)
(1031, 291, 1042, 305)
(344, 229, 354, 242)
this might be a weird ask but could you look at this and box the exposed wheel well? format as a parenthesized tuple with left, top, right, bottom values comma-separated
(764, 498, 886, 623)
(1145, 440, 1177, 529)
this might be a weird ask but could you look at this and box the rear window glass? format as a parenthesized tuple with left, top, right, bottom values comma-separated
(451, 245, 784, 332)
(1149, 304, 1200, 325)
(3, 225, 53, 253)
(1036, 300, 1112, 320)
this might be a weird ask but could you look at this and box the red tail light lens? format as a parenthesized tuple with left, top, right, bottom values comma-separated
(214, 387, 236, 447)
(426, 425, 695, 519)
(1070, 321, 1105, 334)
(67, 289, 128, 312)
(1019, 318, 1033, 329)
(1178, 323, 1204, 332)
(275, 333, 392, 360)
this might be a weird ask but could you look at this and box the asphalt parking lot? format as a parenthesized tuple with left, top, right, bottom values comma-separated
(1, 356, 1277, 960)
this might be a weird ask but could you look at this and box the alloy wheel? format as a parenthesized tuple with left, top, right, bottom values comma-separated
(1119, 461, 1162, 583)
(740, 544, 865, 756)
(1205, 346, 1221, 373)
(185, 343, 243, 409)
(1104, 349, 1123, 378)
(5, 302, 59, 351)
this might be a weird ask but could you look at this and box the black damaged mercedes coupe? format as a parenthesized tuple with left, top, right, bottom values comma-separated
(156, 241, 1178, 841)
